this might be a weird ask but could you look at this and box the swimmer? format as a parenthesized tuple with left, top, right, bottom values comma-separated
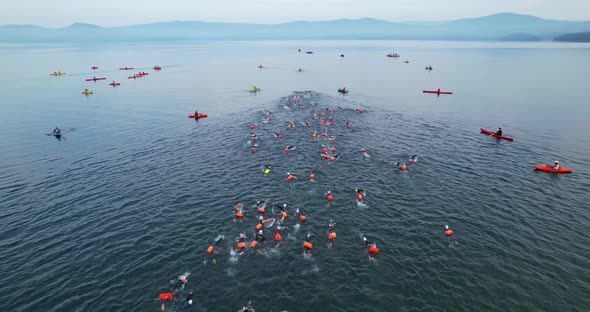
(284, 145, 296, 152)
(304, 232, 316, 252)
(306, 122, 311, 128)
(180, 292, 193, 311)
(237, 233, 247, 255)
(240, 302, 254, 312)
(355, 189, 367, 197)
(272, 133, 283, 139)
(309, 169, 316, 181)
(445, 225, 454, 237)
(325, 190, 333, 201)
(346, 121, 351, 129)
(362, 235, 379, 258)
(328, 221, 337, 244)
(235, 203, 244, 219)
(250, 134, 257, 141)
(355, 189, 366, 202)
(276, 203, 288, 211)
(286, 172, 297, 181)
(172, 275, 188, 293)
(255, 229, 266, 242)
(361, 148, 370, 158)
(262, 165, 271, 175)
(409, 155, 418, 163)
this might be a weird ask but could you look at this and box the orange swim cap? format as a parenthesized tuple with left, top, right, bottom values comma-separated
(251, 147, 256, 152)
(250, 125, 255, 129)
(357, 194, 363, 201)
(250, 241, 258, 248)
(237, 242, 246, 249)
(303, 242, 313, 249)
(256, 224, 263, 230)
(330, 157, 335, 161)
(331, 147, 336, 153)
(323, 154, 329, 159)
(282, 212, 288, 218)
(329, 232, 337, 240)
(299, 215, 306, 222)
(207, 246, 214, 254)
(322, 147, 328, 153)
(275, 233, 282, 241)
(400, 165, 407, 171)
(309, 174, 315, 180)
(445, 229, 454, 237)
(284, 148, 289, 153)
(287, 175, 294, 181)
(258, 207, 265, 213)
(368, 246, 379, 254)
(235, 212, 244, 218)
(409, 159, 414, 164)
(327, 194, 333, 201)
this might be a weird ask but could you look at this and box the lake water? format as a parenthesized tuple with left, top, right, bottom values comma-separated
(1, 41, 590, 312)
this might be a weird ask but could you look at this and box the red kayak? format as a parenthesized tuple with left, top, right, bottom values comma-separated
(109, 82, 121, 86)
(120, 67, 134, 70)
(86, 77, 106, 81)
(480, 128, 514, 141)
(534, 164, 573, 173)
(153, 66, 162, 71)
(189, 114, 208, 119)
(423, 90, 452, 95)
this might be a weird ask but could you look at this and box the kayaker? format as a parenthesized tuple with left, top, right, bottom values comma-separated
(494, 127, 503, 136)
(53, 127, 61, 134)
(194, 109, 198, 117)
(263, 165, 271, 175)
(552, 161, 560, 170)
(342, 87, 346, 92)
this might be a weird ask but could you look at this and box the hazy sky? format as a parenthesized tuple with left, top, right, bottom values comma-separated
(2, 0, 589, 27)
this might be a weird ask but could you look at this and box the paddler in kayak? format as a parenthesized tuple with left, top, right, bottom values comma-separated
(53, 127, 62, 135)
(263, 165, 271, 175)
(494, 127, 503, 136)
(194, 109, 199, 118)
(552, 161, 561, 170)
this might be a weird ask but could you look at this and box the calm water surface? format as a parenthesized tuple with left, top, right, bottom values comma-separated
(1, 41, 589, 312)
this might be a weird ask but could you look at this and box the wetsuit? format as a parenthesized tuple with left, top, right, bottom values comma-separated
(495, 129, 503, 136)
(256, 232, 266, 242)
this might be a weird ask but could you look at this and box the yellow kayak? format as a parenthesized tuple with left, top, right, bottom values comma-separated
(51, 72, 65, 76)
(81, 90, 93, 95)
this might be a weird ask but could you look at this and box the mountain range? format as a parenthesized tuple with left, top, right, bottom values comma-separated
(1, 13, 590, 42)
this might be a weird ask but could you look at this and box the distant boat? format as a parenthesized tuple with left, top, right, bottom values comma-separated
(91, 66, 98, 70)
(306, 51, 313, 54)
(387, 53, 400, 58)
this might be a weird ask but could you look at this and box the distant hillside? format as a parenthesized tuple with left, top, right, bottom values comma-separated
(554, 32, 590, 42)
(500, 33, 541, 41)
(1, 13, 590, 42)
